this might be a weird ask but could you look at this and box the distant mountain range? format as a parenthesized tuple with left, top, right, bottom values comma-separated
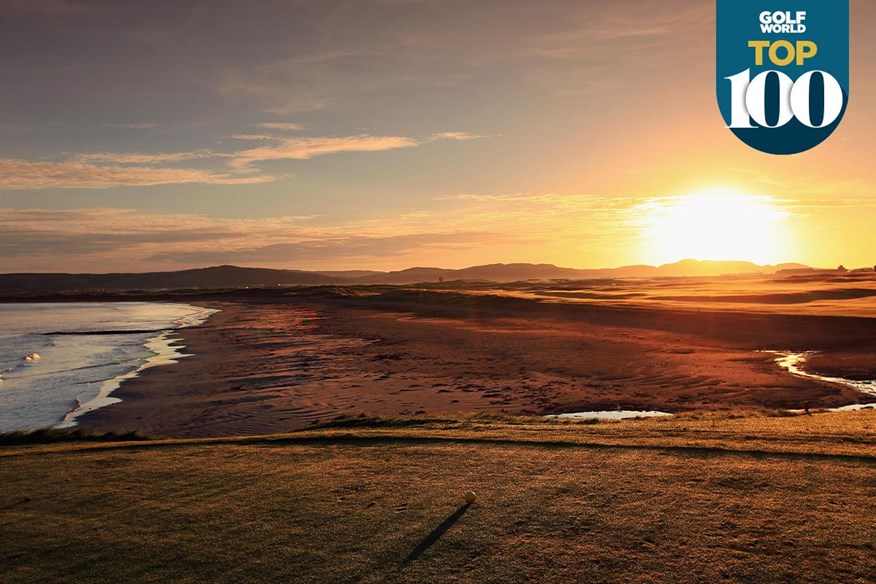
(350, 260, 812, 284)
(0, 260, 815, 294)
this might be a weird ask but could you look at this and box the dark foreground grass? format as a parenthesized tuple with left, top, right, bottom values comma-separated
(1, 412, 874, 583)
(0, 428, 156, 446)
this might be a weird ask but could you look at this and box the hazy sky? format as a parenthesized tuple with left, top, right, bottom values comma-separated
(1, 0, 875, 272)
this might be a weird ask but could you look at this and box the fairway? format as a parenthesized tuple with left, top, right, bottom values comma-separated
(2, 414, 875, 583)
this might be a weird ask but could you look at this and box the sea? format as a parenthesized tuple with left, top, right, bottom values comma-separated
(0, 302, 217, 432)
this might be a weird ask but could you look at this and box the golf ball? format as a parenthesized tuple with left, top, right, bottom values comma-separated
(464, 491, 477, 504)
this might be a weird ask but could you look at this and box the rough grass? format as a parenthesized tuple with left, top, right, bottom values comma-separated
(0, 428, 156, 446)
(1, 411, 874, 583)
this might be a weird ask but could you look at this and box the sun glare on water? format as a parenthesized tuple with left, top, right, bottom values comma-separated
(639, 188, 793, 266)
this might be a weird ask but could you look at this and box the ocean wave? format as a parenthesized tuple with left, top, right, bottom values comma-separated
(0, 302, 220, 432)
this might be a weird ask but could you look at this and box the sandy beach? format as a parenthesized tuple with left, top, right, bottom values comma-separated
(77, 283, 876, 438)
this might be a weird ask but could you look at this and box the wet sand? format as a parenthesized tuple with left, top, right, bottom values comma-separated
(78, 290, 876, 438)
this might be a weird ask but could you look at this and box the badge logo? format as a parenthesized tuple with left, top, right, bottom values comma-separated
(716, 1, 849, 155)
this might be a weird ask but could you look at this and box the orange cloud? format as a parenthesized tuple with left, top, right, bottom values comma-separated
(227, 133, 471, 172)
(0, 158, 272, 190)
(74, 151, 220, 164)
(427, 132, 484, 142)
(2, 187, 871, 273)
(0, 130, 481, 189)
(253, 122, 306, 131)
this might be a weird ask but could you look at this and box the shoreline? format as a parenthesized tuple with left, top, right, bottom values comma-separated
(57, 331, 187, 428)
(56, 304, 219, 429)
(76, 296, 876, 438)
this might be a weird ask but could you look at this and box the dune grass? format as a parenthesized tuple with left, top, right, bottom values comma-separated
(1, 411, 874, 583)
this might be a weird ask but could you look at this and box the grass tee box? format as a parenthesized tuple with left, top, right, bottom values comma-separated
(1, 412, 875, 583)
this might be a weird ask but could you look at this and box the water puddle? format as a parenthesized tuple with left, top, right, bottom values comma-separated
(767, 351, 876, 412)
(545, 410, 673, 420)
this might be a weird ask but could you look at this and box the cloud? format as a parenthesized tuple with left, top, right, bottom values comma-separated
(147, 233, 491, 264)
(0, 191, 646, 268)
(6, 188, 824, 272)
(0, 158, 273, 190)
(0, 206, 501, 271)
(103, 123, 157, 129)
(227, 132, 483, 172)
(219, 66, 333, 114)
(0, 129, 480, 189)
(0, 193, 575, 271)
(427, 132, 484, 142)
(253, 122, 306, 131)
(74, 150, 221, 164)
(0, 0, 108, 17)
(227, 134, 277, 141)
(0, 228, 228, 256)
(213, 0, 715, 115)
(0, 208, 312, 256)
(227, 135, 420, 172)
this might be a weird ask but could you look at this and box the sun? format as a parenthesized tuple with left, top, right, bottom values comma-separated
(638, 187, 793, 266)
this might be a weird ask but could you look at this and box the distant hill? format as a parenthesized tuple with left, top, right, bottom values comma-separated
(352, 264, 593, 284)
(352, 260, 812, 284)
(315, 270, 386, 279)
(0, 260, 816, 294)
(649, 260, 811, 278)
(0, 265, 342, 294)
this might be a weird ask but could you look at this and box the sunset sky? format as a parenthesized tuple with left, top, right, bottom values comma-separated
(1, 0, 875, 273)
